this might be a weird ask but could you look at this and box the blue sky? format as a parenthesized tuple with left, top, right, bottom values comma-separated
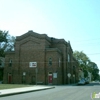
(0, 0, 100, 72)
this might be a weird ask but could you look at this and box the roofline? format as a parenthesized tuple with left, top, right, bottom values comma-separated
(16, 30, 51, 42)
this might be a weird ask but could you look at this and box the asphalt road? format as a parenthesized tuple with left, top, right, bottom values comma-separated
(1, 82, 100, 100)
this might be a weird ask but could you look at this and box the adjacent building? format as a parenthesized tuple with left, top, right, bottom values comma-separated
(3, 31, 79, 85)
(0, 57, 5, 81)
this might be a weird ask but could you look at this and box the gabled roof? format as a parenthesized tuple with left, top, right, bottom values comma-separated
(51, 37, 67, 45)
(51, 38, 73, 52)
(16, 30, 51, 42)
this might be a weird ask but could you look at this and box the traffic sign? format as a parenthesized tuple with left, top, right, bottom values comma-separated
(67, 73, 71, 78)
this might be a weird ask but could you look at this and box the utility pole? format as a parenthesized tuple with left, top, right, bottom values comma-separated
(35, 62, 38, 85)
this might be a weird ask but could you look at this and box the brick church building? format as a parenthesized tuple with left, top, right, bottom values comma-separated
(3, 31, 79, 85)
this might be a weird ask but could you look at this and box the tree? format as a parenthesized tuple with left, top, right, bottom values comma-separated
(0, 30, 15, 81)
(0, 30, 15, 57)
(0, 30, 8, 43)
(73, 50, 99, 80)
(0, 30, 8, 57)
(88, 62, 99, 80)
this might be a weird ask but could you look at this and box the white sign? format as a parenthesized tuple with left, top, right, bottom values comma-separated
(23, 72, 26, 76)
(29, 62, 37, 67)
(67, 73, 71, 78)
(53, 73, 57, 78)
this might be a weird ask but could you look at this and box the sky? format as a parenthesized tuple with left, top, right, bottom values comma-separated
(0, 0, 100, 72)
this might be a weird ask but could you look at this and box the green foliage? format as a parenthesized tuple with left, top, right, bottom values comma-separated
(73, 51, 90, 65)
(0, 49, 5, 57)
(73, 50, 99, 80)
(0, 30, 8, 57)
(0, 30, 8, 42)
(0, 30, 15, 81)
(0, 30, 15, 57)
(89, 62, 100, 80)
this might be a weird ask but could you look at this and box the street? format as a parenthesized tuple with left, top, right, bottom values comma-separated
(0, 82, 100, 100)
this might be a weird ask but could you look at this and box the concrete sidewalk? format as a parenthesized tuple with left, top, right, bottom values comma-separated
(0, 85, 55, 97)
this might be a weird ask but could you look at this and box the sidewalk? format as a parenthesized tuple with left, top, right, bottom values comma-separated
(0, 85, 55, 97)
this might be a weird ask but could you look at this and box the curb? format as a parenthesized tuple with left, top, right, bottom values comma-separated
(0, 87, 55, 97)
(65, 84, 77, 86)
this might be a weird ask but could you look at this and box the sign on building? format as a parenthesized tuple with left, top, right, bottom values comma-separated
(29, 62, 37, 67)
(53, 73, 57, 78)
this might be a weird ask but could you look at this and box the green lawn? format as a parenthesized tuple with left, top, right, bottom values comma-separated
(0, 84, 32, 90)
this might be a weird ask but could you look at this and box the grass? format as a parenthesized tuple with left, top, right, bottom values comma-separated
(0, 84, 32, 90)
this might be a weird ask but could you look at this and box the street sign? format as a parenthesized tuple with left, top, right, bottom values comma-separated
(29, 62, 37, 67)
(67, 73, 71, 78)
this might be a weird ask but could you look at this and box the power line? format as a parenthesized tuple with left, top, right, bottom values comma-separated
(87, 53, 100, 55)
(69, 38, 100, 43)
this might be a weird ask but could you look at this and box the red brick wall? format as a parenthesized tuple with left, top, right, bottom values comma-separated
(3, 31, 79, 85)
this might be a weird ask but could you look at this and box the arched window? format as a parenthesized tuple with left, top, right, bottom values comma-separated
(49, 58, 52, 66)
(68, 54, 70, 62)
(9, 59, 12, 67)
